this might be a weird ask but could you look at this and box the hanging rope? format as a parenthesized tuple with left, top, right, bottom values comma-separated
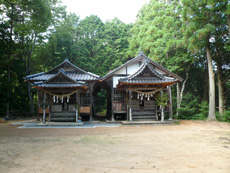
(43, 89, 79, 97)
(127, 86, 165, 95)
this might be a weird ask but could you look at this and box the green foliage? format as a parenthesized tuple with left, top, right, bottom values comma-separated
(129, 0, 193, 73)
(192, 101, 209, 120)
(216, 109, 230, 123)
(155, 92, 168, 108)
(94, 89, 107, 113)
(177, 93, 199, 119)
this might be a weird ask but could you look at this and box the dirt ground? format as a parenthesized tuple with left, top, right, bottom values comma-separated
(0, 120, 230, 173)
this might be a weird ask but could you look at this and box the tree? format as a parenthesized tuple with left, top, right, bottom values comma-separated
(129, 0, 194, 117)
(181, 0, 230, 120)
(0, 0, 66, 116)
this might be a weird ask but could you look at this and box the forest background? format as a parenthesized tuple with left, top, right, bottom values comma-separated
(1, 0, 230, 122)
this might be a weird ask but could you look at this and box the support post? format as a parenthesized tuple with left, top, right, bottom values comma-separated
(129, 90, 132, 121)
(168, 86, 173, 120)
(160, 90, 164, 122)
(43, 92, 47, 123)
(76, 91, 79, 122)
(155, 102, 158, 120)
(111, 86, 115, 121)
(37, 90, 40, 121)
(89, 83, 94, 122)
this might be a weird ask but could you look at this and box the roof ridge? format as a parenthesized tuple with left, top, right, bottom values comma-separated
(102, 50, 183, 81)
(46, 59, 88, 74)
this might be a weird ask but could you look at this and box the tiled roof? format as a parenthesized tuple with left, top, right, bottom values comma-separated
(26, 73, 99, 81)
(102, 51, 183, 81)
(24, 59, 100, 82)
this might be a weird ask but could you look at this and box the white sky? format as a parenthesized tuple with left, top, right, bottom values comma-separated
(61, 0, 150, 24)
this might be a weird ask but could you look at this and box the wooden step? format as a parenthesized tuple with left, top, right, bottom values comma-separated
(132, 112, 155, 115)
(50, 113, 76, 117)
(132, 118, 156, 121)
(50, 116, 76, 122)
(50, 113, 76, 122)
(132, 115, 156, 119)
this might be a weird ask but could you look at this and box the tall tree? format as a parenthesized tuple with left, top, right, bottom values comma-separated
(0, 0, 66, 115)
(181, 0, 229, 120)
(129, 0, 194, 116)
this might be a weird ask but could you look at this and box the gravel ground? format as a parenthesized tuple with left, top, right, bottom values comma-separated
(0, 120, 230, 173)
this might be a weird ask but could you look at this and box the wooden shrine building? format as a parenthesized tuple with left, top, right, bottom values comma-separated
(25, 59, 100, 122)
(102, 50, 183, 121)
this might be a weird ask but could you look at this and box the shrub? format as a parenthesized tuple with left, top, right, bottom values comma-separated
(217, 109, 230, 122)
(177, 92, 199, 119)
(192, 101, 208, 120)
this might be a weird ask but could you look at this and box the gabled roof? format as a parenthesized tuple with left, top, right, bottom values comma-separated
(102, 51, 183, 81)
(119, 57, 177, 85)
(124, 58, 165, 80)
(44, 70, 78, 84)
(32, 70, 87, 89)
(24, 59, 100, 82)
(47, 59, 87, 74)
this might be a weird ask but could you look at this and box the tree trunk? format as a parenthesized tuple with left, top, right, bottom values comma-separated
(24, 33, 37, 115)
(28, 82, 34, 114)
(206, 45, 216, 120)
(217, 57, 225, 115)
(203, 62, 209, 101)
(6, 4, 14, 117)
(6, 62, 10, 117)
(176, 70, 189, 117)
(176, 82, 180, 117)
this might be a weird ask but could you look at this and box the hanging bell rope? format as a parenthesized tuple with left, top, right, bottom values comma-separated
(127, 86, 165, 95)
(43, 89, 79, 98)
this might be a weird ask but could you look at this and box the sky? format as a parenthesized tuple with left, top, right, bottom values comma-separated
(61, 0, 150, 24)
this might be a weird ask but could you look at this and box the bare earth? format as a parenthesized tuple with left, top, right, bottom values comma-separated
(0, 120, 230, 173)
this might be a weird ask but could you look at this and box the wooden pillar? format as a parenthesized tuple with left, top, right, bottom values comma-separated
(129, 90, 132, 121)
(37, 90, 40, 121)
(168, 86, 173, 120)
(111, 86, 115, 121)
(43, 92, 47, 123)
(155, 102, 158, 120)
(160, 90, 164, 122)
(89, 83, 94, 122)
(76, 91, 79, 122)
